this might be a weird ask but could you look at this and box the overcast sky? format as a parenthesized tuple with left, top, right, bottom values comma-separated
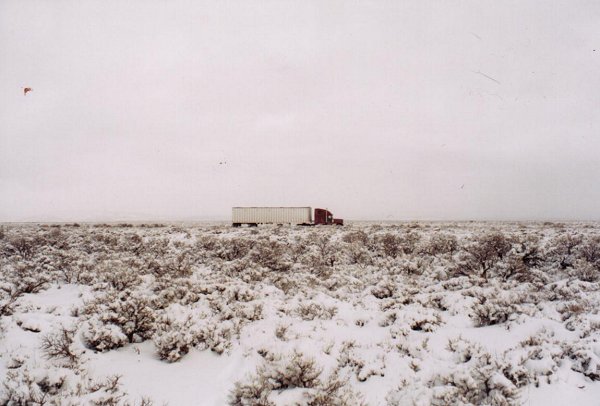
(1, 1, 600, 222)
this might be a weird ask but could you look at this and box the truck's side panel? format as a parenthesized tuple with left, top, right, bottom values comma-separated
(232, 207, 312, 225)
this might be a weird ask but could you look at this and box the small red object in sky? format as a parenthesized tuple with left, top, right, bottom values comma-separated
(24, 87, 32, 95)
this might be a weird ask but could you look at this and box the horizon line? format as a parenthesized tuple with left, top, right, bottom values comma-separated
(2, 218, 600, 224)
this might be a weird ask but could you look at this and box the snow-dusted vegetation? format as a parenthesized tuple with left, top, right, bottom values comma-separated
(1, 222, 600, 405)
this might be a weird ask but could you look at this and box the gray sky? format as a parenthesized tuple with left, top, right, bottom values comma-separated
(2, 0, 600, 222)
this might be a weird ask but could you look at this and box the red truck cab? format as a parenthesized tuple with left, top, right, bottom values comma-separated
(314, 208, 344, 225)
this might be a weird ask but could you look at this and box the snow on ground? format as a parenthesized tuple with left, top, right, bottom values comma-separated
(1, 222, 600, 405)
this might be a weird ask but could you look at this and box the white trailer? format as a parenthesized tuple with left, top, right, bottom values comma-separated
(232, 207, 312, 226)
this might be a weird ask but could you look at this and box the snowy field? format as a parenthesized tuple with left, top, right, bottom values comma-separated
(1, 222, 600, 405)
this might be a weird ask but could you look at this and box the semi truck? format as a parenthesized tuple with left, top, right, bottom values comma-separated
(232, 207, 343, 227)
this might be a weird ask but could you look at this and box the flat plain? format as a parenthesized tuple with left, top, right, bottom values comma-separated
(1, 222, 599, 405)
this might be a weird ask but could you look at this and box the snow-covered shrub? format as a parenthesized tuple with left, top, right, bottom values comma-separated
(120, 232, 145, 255)
(148, 250, 194, 278)
(579, 235, 600, 266)
(424, 232, 458, 256)
(206, 288, 263, 324)
(371, 279, 396, 299)
(341, 230, 370, 246)
(431, 362, 520, 405)
(42, 227, 69, 250)
(378, 233, 402, 258)
(229, 374, 273, 406)
(195, 234, 219, 253)
(4, 235, 42, 259)
(311, 234, 342, 267)
(6, 261, 53, 295)
(249, 239, 292, 272)
(142, 236, 171, 259)
(557, 300, 587, 321)
(229, 350, 323, 405)
(492, 251, 529, 281)
(288, 236, 311, 263)
(446, 336, 481, 364)
(0, 283, 20, 316)
(94, 260, 142, 291)
(505, 329, 564, 386)
(337, 342, 386, 382)
(302, 372, 367, 406)
(57, 255, 96, 284)
(0, 364, 137, 406)
(571, 259, 599, 282)
(440, 275, 474, 291)
(153, 317, 199, 362)
(401, 308, 443, 332)
(460, 231, 512, 278)
(271, 272, 303, 294)
(337, 341, 360, 365)
(197, 320, 237, 354)
(152, 277, 201, 308)
(445, 336, 533, 391)
(343, 242, 372, 266)
(512, 234, 543, 269)
(397, 255, 431, 276)
(81, 290, 157, 344)
(275, 323, 290, 341)
(396, 337, 431, 360)
(547, 233, 583, 269)
(40, 326, 81, 366)
(82, 230, 121, 255)
(471, 301, 511, 327)
(564, 342, 600, 381)
(81, 317, 128, 351)
(224, 284, 258, 302)
(295, 302, 338, 321)
(415, 293, 451, 313)
(263, 350, 322, 389)
(469, 289, 525, 327)
(234, 302, 264, 322)
(1, 366, 69, 405)
(421, 349, 521, 406)
(398, 231, 422, 255)
(215, 237, 255, 261)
